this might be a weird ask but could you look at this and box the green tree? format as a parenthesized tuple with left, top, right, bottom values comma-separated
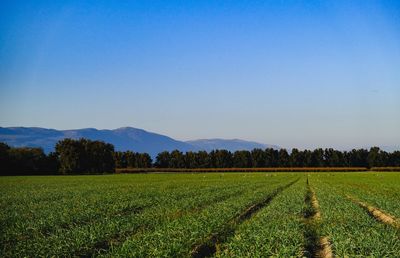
(170, 150, 184, 168)
(136, 153, 152, 168)
(347, 149, 368, 167)
(114, 151, 128, 168)
(389, 151, 400, 166)
(55, 138, 115, 174)
(84, 140, 115, 173)
(265, 148, 279, 167)
(0, 142, 11, 175)
(210, 150, 232, 168)
(8, 147, 49, 174)
(125, 151, 137, 168)
(368, 147, 382, 168)
(55, 139, 84, 174)
(251, 148, 266, 167)
(233, 150, 252, 168)
(290, 148, 300, 167)
(311, 148, 324, 167)
(195, 151, 211, 168)
(324, 148, 341, 167)
(278, 149, 290, 167)
(155, 151, 171, 168)
(184, 151, 197, 168)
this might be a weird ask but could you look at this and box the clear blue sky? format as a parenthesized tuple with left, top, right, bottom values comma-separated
(1, 0, 399, 149)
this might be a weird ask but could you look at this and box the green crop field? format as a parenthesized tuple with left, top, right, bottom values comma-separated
(1, 172, 400, 257)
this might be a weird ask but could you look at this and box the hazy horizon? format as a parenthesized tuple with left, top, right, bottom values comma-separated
(1, 1, 399, 150)
(1, 125, 398, 152)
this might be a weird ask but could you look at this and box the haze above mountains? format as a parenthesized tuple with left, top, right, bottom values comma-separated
(0, 127, 278, 157)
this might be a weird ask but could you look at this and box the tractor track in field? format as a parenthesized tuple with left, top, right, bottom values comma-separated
(303, 178, 333, 258)
(73, 187, 251, 257)
(346, 195, 400, 229)
(190, 177, 300, 258)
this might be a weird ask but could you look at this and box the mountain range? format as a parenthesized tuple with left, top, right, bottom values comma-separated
(0, 127, 278, 158)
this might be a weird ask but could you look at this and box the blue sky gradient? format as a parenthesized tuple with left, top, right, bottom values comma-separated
(1, 0, 399, 149)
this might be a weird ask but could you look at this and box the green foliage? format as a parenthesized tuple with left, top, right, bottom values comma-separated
(0, 143, 56, 175)
(154, 151, 171, 168)
(218, 178, 306, 257)
(250, 148, 266, 167)
(210, 150, 233, 168)
(154, 147, 400, 169)
(2, 173, 400, 257)
(55, 138, 115, 174)
(1, 138, 400, 175)
(114, 151, 152, 168)
(0, 173, 294, 257)
(232, 150, 252, 168)
(311, 174, 400, 256)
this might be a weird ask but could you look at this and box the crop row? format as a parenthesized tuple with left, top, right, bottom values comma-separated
(0, 174, 297, 257)
(314, 172, 400, 217)
(311, 174, 400, 256)
(216, 177, 306, 257)
(1, 173, 400, 257)
(101, 177, 299, 257)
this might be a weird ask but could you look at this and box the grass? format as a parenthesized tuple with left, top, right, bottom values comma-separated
(1, 172, 400, 257)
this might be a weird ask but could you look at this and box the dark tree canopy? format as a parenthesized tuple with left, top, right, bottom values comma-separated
(0, 143, 57, 175)
(153, 147, 400, 169)
(114, 151, 152, 169)
(1, 138, 400, 175)
(55, 138, 115, 174)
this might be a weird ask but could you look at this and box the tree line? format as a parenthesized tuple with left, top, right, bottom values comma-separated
(1, 138, 400, 175)
(153, 147, 400, 169)
(0, 139, 151, 175)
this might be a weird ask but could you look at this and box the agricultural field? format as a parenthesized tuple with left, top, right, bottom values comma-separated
(1, 172, 400, 257)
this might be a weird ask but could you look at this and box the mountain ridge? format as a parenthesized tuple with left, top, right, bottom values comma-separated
(0, 126, 278, 158)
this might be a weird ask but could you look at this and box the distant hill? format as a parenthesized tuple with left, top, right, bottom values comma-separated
(0, 127, 194, 157)
(186, 139, 279, 152)
(0, 127, 277, 158)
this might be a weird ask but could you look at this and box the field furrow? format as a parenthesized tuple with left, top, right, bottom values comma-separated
(322, 173, 400, 218)
(1, 172, 400, 257)
(100, 176, 299, 257)
(311, 175, 400, 257)
(303, 178, 333, 258)
(347, 195, 400, 229)
(191, 178, 299, 258)
(215, 177, 306, 257)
